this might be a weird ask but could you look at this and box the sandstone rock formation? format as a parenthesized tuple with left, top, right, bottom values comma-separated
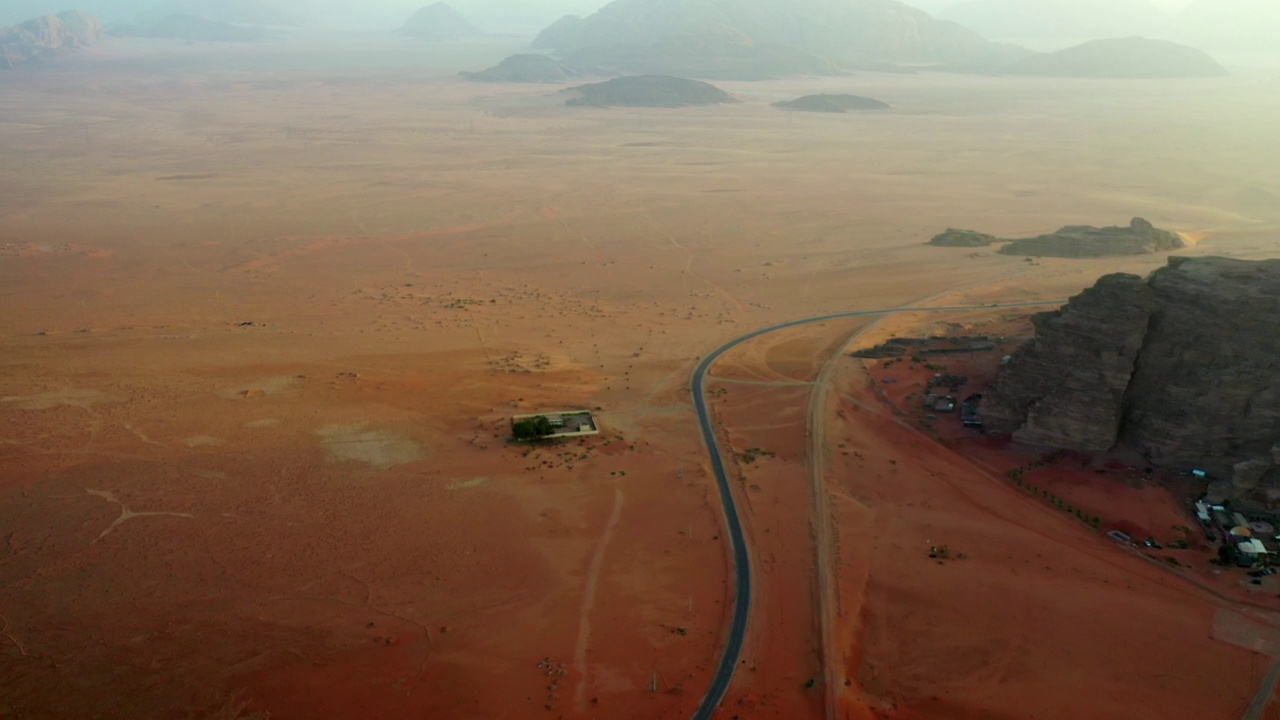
(1002, 37, 1228, 79)
(930, 218, 1183, 257)
(1, 11, 101, 68)
(562, 75, 738, 108)
(532, 0, 1032, 78)
(772, 94, 889, 113)
(928, 228, 999, 247)
(399, 2, 481, 41)
(983, 257, 1280, 503)
(998, 218, 1185, 257)
(981, 273, 1157, 452)
(462, 54, 583, 83)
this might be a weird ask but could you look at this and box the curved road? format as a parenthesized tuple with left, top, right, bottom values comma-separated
(688, 301, 1061, 720)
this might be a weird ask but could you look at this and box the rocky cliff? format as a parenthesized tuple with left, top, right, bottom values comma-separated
(1, 11, 101, 68)
(981, 274, 1157, 452)
(983, 257, 1280, 503)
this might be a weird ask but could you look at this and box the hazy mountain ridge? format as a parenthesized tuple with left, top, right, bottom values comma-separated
(136, 0, 303, 26)
(113, 14, 273, 42)
(1004, 37, 1227, 78)
(532, 0, 1033, 77)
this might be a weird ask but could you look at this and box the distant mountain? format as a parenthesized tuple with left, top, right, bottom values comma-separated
(0, 10, 102, 68)
(773, 93, 890, 112)
(1177, 0, 1280, 52)
(136, 0, 302, 27)
(943, 0, 1171, 41)
(563, 75, 739, 107)
(533, 0, 1032, 78)
(114, 14, 270, 42)
(462, 54, 583, 82)
(564, 26, 842, 80)
(399, 2, 481, 41)
(1004, 37, 1228, 78)
(1, 2, 149, 26)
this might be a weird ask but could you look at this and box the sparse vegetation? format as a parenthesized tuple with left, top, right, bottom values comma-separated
(737, 448, 777, 464)
(512, 416, 554, 441)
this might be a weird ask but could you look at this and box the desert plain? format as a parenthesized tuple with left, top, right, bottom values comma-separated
(2, 36, 1280, 720)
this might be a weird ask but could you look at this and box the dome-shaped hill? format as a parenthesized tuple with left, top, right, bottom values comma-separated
(399, 2, 480, 41)
(773, 93, 889, 112)
(563, 75, 738, 108)
(462, 54, 583, 83)
(1004, 37, 1227, 78)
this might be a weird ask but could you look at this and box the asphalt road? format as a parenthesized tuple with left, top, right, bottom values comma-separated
(688, 301, 1060, 720)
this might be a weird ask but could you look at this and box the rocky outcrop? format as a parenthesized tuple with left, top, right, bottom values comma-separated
(928, 228, 999, 247)
(562, 75, 738, 108)
(981, 274, 1157, 452)
(999, 218, 1185, 257)
(1, 11, 101, 68)
(930, 218, 1183, 257)
(462, 54, 583, 83)
(1002, 37, 1228, 79)
(772, 94, 889, 113)
(984, 257, 1280, 502)
(399, 2, 481, 41)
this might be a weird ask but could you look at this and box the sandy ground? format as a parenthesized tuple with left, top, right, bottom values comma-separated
(2, 35, 1279, 719)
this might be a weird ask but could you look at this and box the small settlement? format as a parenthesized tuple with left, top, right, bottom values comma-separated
(1196, 498, 1277, 567)
(511, 410, 600, 440)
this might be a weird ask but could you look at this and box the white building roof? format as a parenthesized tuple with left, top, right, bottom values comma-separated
(1240, 539, 1268, 555)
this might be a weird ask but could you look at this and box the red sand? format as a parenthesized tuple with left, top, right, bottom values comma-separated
(3, 38, 1279, 720)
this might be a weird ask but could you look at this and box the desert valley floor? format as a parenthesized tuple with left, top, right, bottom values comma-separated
(3, 37, 1280, 720)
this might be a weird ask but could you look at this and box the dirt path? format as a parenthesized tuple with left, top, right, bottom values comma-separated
(574, 486, 625, 712)
(1243, 654, 1280, 720)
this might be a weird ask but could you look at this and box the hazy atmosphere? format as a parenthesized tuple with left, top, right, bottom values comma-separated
(3, 1, 1279, 719)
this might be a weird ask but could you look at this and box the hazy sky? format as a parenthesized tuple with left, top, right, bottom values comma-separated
(0, 0, 607, 29)
(0, 0, 1212, 32)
